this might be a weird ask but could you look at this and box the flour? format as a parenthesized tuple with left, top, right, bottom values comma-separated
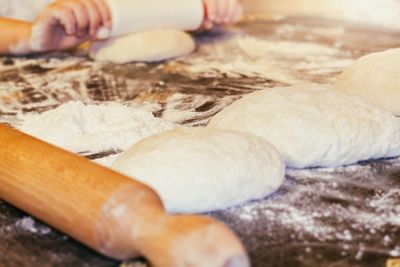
(225, 159, 400, 258)
(275, 23, 346, 39)
(173, 35, 353, 84)
(237, 38, 339, 59)
(161, 93, 240, 126)
(15, 216, 52, 235)
(18, 101, 176, 166)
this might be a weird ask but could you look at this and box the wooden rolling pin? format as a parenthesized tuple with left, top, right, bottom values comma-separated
(0, 124, 249, 267)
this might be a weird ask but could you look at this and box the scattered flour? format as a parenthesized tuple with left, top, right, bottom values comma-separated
(275, 23, 346, 39)
(175, 35, 353, 84)
(15, 216, 52, 235)
(237, 38, 339, 59)
(18, 101, 177, 166)
(224, 159, 400, 259)
(160, 93, 240, 126)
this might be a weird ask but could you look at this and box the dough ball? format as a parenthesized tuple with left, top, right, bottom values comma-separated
(208, 84, 400, 168)
(111, 127, 285, 213)
(335, 48, 400, 115)
(90, 30, 195, 64)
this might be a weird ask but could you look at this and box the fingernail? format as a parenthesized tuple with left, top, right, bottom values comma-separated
(96, 27, 110, 39)
(66, 27, 74, 35)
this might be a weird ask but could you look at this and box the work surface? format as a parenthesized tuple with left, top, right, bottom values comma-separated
(0, 16, 400, 267)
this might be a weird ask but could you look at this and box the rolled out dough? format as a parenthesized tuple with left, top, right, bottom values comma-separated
(208, 84, 400, 168)
(111, 127, 285, 213)
(89, 30, 195, 63)
(335, 48, 400, 115)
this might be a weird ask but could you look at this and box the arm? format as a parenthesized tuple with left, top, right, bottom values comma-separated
(0, 0, 111, 56)
(0, 18, 32, 55)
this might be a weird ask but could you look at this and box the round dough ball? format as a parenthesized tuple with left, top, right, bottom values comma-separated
(111, 127, 285, 213)
(335, 48, 400, 115)
(208, 84, 400, 168)
(90, 30, 195, 64)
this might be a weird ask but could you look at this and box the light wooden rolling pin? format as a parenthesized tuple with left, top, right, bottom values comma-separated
(0, 124, 249, 267)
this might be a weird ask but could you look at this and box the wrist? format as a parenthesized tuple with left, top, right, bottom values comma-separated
(9, 22, 33, 55)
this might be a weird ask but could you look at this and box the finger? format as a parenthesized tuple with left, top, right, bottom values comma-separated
(215, 0, 227, 24)
(221, 0, 233, 24)
(224, 0, 236, 24)
(58, 33, 90, 50)
(200, 19, 214, 30)
(232, 3, 243, 23)
(47, 5, 76, 35)
(92, 0, 112, 28)
(81, 0, 101, 37)
(196, 19, 213, 32)
(204, 0, 216, 21)
(61, 0, 89, 36)
(204, 20, 214, 30)
(95, 27, 110, 39)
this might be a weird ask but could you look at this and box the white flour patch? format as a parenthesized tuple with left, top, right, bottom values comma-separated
(15, 216, 52, 235)
(245, 180, 400, 233)
(0, 56, 96, 126)
(18, 101, 177, 166)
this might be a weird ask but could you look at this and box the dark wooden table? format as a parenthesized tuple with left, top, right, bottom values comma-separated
(0, 16, 399, 267)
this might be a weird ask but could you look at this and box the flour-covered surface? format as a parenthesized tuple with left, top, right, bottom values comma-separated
(0, 17, 400, 267)
(213, 159, 400, 267)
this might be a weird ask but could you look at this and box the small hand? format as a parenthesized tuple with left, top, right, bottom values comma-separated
(201, 0, 243, 30)
(30, 0, 111, 52)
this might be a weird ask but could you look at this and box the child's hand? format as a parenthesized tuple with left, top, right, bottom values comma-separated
(30, 0, 111, 52)
(201, 0, 243, 30)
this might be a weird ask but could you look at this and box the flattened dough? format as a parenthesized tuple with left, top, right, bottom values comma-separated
(112, 127, 285, 213)
(208, 84, 400, 168)
(90, 30, 195, 63)
(335, 48, 400, 115)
